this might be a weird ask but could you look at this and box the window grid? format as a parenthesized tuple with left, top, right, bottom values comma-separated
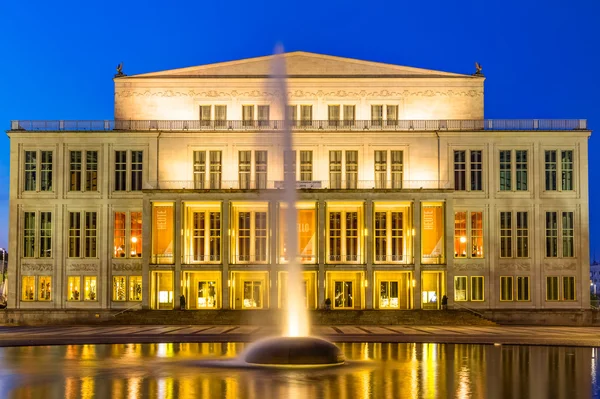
(561, 150, 573, 190)
(499, 150, 511, 191)
(193, 151, 206, 189)
(562, 212, 574, 257)
(114, 151, 127, 191)
(39, 212, 52, 258)
(329, 151, 342, 189)
(470, 151, 482, 191)
(255, 151, 267, 189)
(516, 150, 528, 191)
(69, 212, 81, 258)
(238, 151, 251, 189)
(328, 210, 360, 263)
(454, 151, 466, 191)
(300, 151, 313, 181)
(374, 151, 387, 189)
(374, 211, 404, 262)
(24, 151, 36, 191)
(23, 212, 35, 258)
(40, 151, 52, 192)
(84, 212, 97, 258)
(70, 151, 82, 191)
(516, 212, 529, 258)
(500, 276, 513, 301)
(391, 151, 403, 189)
(545, 212, 558, 257)
(346, 151, 358, 189)
(516, 276, 530, 301)
(471, 276, 484, 301)
(545, 150, 557, 191)
(209, 151, 222, 189)
(131, 151, 143, 191)
(500, 212, 512, 258)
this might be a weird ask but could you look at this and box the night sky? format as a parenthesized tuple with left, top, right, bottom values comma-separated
(0, 0, 598, 256)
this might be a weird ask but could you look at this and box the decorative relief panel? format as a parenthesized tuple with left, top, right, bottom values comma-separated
(67, 263, 99, 272)
(112, 262, 143, 272)
(497, 262, 531, 271)
(453, 263, 486, 272)
(543, 262, 577, 271)
(21, 263, 53, 272)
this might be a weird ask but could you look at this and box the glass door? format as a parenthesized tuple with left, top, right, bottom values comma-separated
(334, 281, 353, 309)
(243, 281, 263, 309)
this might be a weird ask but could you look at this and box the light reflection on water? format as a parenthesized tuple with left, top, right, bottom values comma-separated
(0, 342, 596, 399)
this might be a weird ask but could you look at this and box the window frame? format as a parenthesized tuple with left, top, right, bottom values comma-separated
(68, 211, 98, 259)
(544, 149, 575, 192)
(232, 205, 269, 264)
(454, 210, 484, 259)
(327, 205, 363, 264)
(373, 207, 408, 264)
(499, 211, 529, 259)
(22, 211, 53, 259)
(453, 149, 484, 192)
(113, 211, 143, 259)
(69, 150, 99, 192)
(471, 276, 484, 301)
(545, 210, 575, 258)
(113, 150, 144, 192)
(497, 149, 529, 192)
(500, 276, 514, 301)
(184, 207, 221, 264)
(23, 149, 54, 193)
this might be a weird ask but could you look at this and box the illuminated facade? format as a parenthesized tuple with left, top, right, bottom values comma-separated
(7, 51, 591, 311)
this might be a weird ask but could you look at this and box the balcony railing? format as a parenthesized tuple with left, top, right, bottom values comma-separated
(145, 180, 452, 190)
(9, 119, 588, 132)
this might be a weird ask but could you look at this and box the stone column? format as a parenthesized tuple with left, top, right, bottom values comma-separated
(318, 198, 326, 308)
(413, 199, 422, 309)
(222, 199, 230, 309)
(174, 198, 182, 309)
(365, 199, 373, 309)
(141, 198, 152, 310)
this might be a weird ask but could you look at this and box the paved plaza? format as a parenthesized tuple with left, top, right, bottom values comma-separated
(0, 325, 599, 347)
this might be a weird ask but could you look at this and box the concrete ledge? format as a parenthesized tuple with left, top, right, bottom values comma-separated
(482, 309, 599, 326)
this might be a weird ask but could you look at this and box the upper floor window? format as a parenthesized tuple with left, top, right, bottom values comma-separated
(184, 205, 221, 263)
(386, 105, 398, 126)
(371, 105, 383, 126)
(454, 150, 482, 191)
(374, 150, 403, 189)
(239, 151, 251, 189)
(256, 151, 268, 189)
(374, 207, 409, 263)
(242, 105, 254, 127)
(300, 151, 313, 181)
(193, 150, 221, 189)
(344, 105, 355, 126)
(114, 150, 143, 192)
(499, 211, 529, 258)
(200, 105, 227, 127)
(284, 150, 296, 181)
(238, 150, 268, 189)
(329, 150, 359, 189)
(23, 211, 52, 258)
(258, 105, 270, 126)
(545, 211, 574, 258)
(70, 150, 98, 192)
(499, 150, 528, 191)
(454, 211, 483, 258)
(232, 204, 268, 264)
(24, 150, 53, 192)
(113, 211, 142, 258)
(300, 105, 312, 126)
(328, 105, 340, 126)
(545, 150, 574, 191)
(327, 204, 363, 263)
(68, 211, 97, 258)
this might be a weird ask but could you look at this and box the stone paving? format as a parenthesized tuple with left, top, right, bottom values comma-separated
(0, 325, 599, 347)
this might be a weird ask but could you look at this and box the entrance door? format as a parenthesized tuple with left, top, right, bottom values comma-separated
(422, 271, 444, 310)
(151, 271, 173, 310)
(243, 281, 263, 309)
(334, 281, 353, 308)
(380, 281, 400, 308)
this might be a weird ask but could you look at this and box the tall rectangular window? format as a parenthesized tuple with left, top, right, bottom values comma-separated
(199, 105, 211, 126)
(516, 212, 528, 258)
(545, 212, 558, 257)
(70, 151, 82, 191)
(454, 151, 466, 191)
(287, 105, 297, 122)
(454, 276, 468, 301)
(300, 105, 312, 126)
(454, 212, 467, 258)
(40, 151, 53, 192)
(499, 150, 511, 191)
(516, 276, 530, 301)
(85, 212, 97, 258)
(562, 150, 573, 190)
(114, 211, 142, 258)
(257, 105, 270, 127)
(375, 211, 404, 262)
(129, 276, 143, 301)
(545, 150, 557, 191)
(69, 212, 81, 258)
(328, 105, 340, 126)
(516, 150, 528, 191)
(115, 151, 127, 191)
(562, 276, 575, 300)
(255, 151, 267, 189)
(215, 105, 227, 127)
(193, 151, 206, 189)
(300, 151, 313, 181)
(343, 105, 355, 126)
(24, 151, 37, 191)
(371, 105, 383, 126)
(284, 150, 296, 181)
(374, 150, 387, 189)
(23, 212, 35, 258)
(39, 212, 52, 258)
(500, 276, 513, 301)
(114, 212, 126, 258)
(242, 105, 254, 126)
(471, 151, 482, 191)
(346, 151, 358, 189)
(329, 151, 342, 189)
(471, 276, 484, 301)
(235, 210, 268, 263)
(188, 210, 221, 262)
(68, 211, 96, 258)
(209, 151, 222, 189)
(239, 151, 251, 189)
(454, 211, 483, 258)
(386, 105, 398, 126)
(500, 212, 512, 258)
(391, 151, 403, 189)
(546, 276, 559, 301)
(562, 212, 574, 257)
(328, 209, 361, 263)
(131, 151, 143, 191)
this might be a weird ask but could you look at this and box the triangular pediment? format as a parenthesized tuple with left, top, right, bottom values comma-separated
(131, 51, 470, 78)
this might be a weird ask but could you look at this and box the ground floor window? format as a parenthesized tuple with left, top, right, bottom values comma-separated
(374, 271, 413, 309)
(422, 271, 444, 309)
(112, 275, 142, 302)
(67, 276, 96, 301)
(129, 276, 142, 301)
(112, 276, 127, 301)
(326, 271, 364, 309)
(244, 281, 263, 308)
(546, 276, 575, 302)
(21, 276, 35, 301)
(500, 276, 513, 301)
(454, 275, 484, 302)
(278, 271, 317, 309)
(151, 271, 173, 309)
(230, 271, 268, 310)
(334, 281, 353, 308)
(182, 271, 220, 309)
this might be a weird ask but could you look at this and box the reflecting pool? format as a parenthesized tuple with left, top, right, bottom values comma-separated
(0, 342, 597, 398)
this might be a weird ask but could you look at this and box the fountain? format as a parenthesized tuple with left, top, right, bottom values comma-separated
(236, 46, 344, 368)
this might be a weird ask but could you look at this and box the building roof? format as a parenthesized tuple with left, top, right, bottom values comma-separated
(126, 51, 475, 79)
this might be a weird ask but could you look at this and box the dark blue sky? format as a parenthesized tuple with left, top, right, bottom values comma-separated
(1, 0, 598, 256)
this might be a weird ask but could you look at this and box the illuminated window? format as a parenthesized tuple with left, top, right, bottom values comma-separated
(328, 105, 340, 126)
(23, 150, 53, 192)
(151, 203, 174, 264)
(545, 150, 574, 191)
(185, 205, 221, 263)
(374, 210, 405, 263)
(21, 276, 35, 301)
(239, 151, 251, 189)
(84, 276, 97, 301)
(37, 276, 51, 301)
(233, 204, 268, 264)
(112, 276, 127, 301)
(545, 211, 574, 258)
(69, 150, 98, 192)
(327, 205, 362, 263)
(129, 276, 142, 301)
(421, 203, 445, 264)
(279, 204, 316, 264)
(454, 211, 483, 258)
(209, 151, 222, 189)
(199, 105, 211, 126)
(471, 276, 484, 301)
(193, 151, 206, 189)
(152, 271, 173, 309)
(343, 105, 355, 126)
(500, 276, 513, 301)
(516, 276, 530, 301)
(255, 150, 268, 189)
(371, 105, 383, 126)
(67, 276, 81, 301)
(334, 281, 353, 308)
(454, 276, 467, 301)
(114, 150, 143, 192)
(243, 281, 263, 308)
(379, 281, 399, 308)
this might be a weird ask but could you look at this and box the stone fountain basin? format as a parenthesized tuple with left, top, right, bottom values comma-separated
(241, 336, 345, 367)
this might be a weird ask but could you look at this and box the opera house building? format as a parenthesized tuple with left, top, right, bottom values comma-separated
(6, 52, 591, 312)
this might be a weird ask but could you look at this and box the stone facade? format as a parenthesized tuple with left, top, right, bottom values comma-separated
(6, 51, 591, 312)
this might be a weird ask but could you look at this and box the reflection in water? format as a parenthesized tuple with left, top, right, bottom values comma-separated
(0, 342, 596, 398)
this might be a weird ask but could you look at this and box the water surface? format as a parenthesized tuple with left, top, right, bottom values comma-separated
(0, 342, 596, 398)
